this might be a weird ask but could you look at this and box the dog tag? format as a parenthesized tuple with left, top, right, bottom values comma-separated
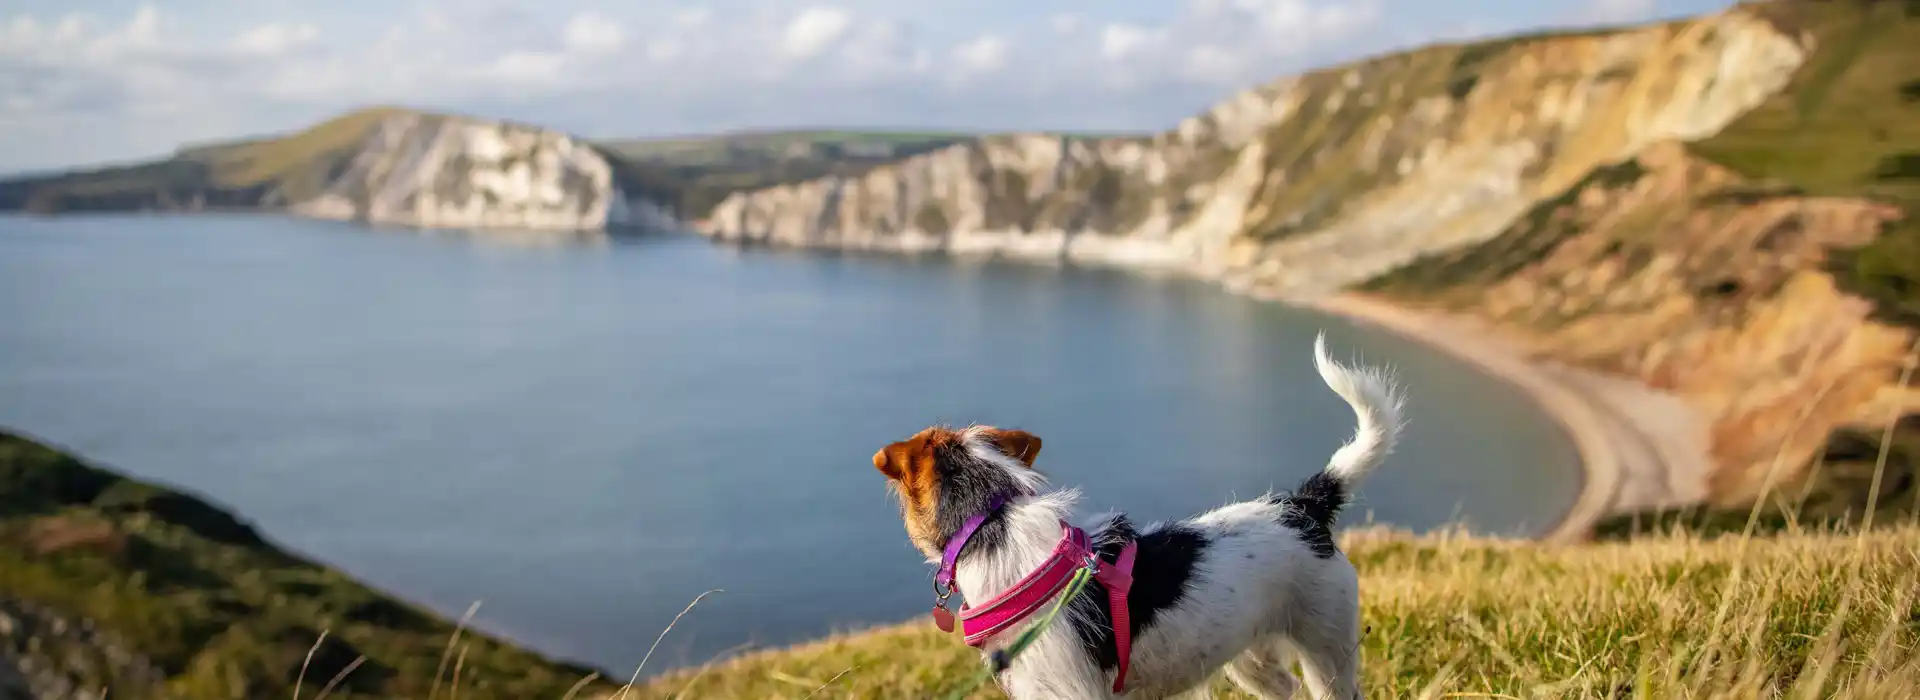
(931, 606, 956, 634)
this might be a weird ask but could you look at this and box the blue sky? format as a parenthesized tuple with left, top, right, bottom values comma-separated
(1, 0, 1729, 173)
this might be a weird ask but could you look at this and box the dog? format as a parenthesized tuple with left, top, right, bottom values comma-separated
(871, 332, 1403, 699)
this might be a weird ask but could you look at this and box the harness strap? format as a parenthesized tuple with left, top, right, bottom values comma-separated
(1094, 541, 1139, 693)
(959, 524, 1086, 645)
(940, 516, 1140, 693)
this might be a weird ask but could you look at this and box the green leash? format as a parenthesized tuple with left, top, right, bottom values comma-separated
(939, 565, 1096, 700)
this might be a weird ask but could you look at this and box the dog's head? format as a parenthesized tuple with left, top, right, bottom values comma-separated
(871, 425, 1044, 559)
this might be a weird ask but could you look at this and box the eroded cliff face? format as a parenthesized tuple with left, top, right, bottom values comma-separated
(1366, 142, 1917, 506)
(702, 9, 1804, 295)
(292, 113, 675, 231)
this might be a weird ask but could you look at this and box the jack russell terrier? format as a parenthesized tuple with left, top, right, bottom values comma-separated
(872, 332, 1403, 699)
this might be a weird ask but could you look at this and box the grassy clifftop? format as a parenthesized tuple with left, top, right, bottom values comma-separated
(0, 429, 611, 699)
(0, 108, 411, 214)
(623, 524, 1920, 699)
(0, 114, 1100, 221)
(7, 436, 1917, 700)
(0, 107, 694, 218)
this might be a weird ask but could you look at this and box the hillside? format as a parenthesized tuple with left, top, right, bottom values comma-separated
(0, 429, 613, 699)
(1364, 0, 1920, 529)
(602, 130, 1128, 220)
(623, 524, 1920, 699)
(0, 108, 680, 231)
(699, 0, 1920, 532)
(0, 118, 1125, 228)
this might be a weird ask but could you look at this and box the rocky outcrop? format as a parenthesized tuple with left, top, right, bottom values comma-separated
(291, 113, 674, 231)
(1, 598, 163, 700)
(702, 9, 1804, 296)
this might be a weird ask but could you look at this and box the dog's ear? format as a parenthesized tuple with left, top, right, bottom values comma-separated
(985, 429, 1042, 468)
(873, 444, 905, 480)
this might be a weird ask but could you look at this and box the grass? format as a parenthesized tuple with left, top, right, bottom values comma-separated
(11, 410, 1920, 700)
(0, 428, 611, 700)
(618, 525, 1920, 699)
(1688, 0, 1920, 325)
(0, 107, 411, 213)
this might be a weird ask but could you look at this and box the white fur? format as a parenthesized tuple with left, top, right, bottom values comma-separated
(949, 332, 1403, 699)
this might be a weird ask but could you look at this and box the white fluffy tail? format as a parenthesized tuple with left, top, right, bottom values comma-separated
(1313, 332, 1405, 485)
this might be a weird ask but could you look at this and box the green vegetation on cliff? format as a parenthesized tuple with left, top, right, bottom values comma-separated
(0, 115, 1129, 222)
(0, 108, 410, 214)
(0, 429, 610, 699)
(604, 129, 1126, 220)
(1363, 0, 1920, 535)
(0, 107, 688, 219)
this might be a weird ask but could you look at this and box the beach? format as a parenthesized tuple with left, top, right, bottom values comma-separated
(1312, 294, 1713, 542)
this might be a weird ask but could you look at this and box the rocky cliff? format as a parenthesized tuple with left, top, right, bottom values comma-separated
(291, 112, 678, 231)
(703, 0, 1920, 523)
(0, 109, 679, 232)
(702, 9, 1801, 287)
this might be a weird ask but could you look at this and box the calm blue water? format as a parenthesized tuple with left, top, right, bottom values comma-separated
(0, 214, 1578, 676)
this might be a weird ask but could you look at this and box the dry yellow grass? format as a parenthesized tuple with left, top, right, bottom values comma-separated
(607, 525, 1919, 699)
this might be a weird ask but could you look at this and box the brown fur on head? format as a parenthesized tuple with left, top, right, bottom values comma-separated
(871, 425, 1043, 557)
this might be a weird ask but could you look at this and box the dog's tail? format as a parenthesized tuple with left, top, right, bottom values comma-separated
(1273, 333, 1405, 548)
(1313, 331, 1404, 488)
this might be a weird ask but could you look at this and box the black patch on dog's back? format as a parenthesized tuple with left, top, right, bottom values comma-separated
(1269, 471, 1347, 558)
(1067, 516, 1209, 671)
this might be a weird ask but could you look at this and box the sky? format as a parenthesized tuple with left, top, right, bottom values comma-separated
(0, 0, 1731, 174)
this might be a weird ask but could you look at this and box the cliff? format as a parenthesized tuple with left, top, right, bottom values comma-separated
(289, 112, 676, 230)
(0, 108, 679, 232)
(701, 0, 1920, 526)
(701, 10, 1802, 281)
(0, 429, 612, 699)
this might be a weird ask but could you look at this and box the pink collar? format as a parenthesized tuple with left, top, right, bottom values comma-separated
(931, 503, 1139, 693)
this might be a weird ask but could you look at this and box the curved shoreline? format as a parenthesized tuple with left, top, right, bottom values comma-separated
(1304, 293, 1708, 542)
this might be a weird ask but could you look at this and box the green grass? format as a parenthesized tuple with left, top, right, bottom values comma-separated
(1689, 0, 1920, 325)
(0, 107, 412, 213)
(624, 525, 1920, 699)
(10, 429, 1920, 700)
(0, 429, 611, 700)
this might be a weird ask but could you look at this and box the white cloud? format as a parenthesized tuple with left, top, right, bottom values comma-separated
(562, 13, 624, 54)
(488, 50, 565, 82)
(124, 4, 159, 43)
(676, 8, 713, 28)
(233, 23, 320, 56)
(1100, 24, 1158, 61)
(781, 6, 854, 59)
(952, 35, 1009, 74)
(0, 0, 1403, 172)
(1579, 0, 1657, 23)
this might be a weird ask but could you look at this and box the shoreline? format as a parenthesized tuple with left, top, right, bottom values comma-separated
(1307, 293, 1710, 542)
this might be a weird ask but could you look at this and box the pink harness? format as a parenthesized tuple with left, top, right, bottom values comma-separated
(931, 498, 1140, 693)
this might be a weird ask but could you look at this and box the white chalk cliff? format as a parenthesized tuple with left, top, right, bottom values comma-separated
(293, 113, 676, 231)
(700, 10, 1806, 299)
